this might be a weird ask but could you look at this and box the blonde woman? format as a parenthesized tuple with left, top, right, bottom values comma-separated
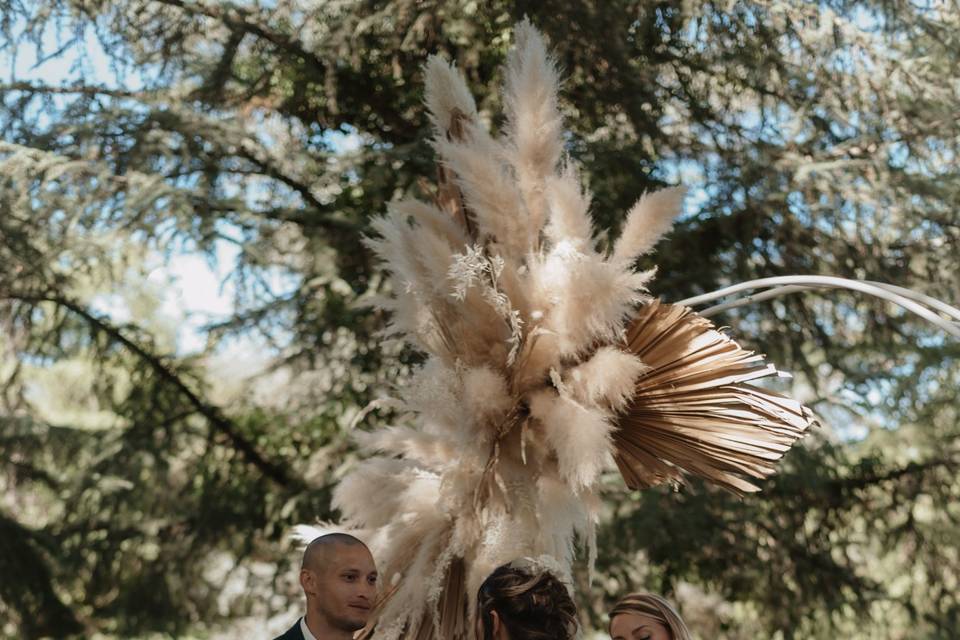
(608, 593, 693, 640)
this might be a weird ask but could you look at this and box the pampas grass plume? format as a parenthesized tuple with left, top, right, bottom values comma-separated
(529, 390, 614, 490)
(611, 186, 686, 264)
(544, 166, 593, 249)
(503, 18, 564, 237)
(462, 366, 514, 423)
(566, 346, 649, 410)
(423, 55, 478, 136)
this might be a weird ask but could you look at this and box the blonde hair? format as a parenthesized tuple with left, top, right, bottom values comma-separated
(608, 593, 693, 640)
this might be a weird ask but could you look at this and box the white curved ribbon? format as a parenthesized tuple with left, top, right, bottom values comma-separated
(675, 275, 960, 338)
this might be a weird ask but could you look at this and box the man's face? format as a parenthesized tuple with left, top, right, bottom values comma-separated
(301, 543, 378, 632)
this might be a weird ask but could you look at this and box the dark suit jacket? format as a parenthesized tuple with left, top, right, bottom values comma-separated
(272, 619, 305, 640)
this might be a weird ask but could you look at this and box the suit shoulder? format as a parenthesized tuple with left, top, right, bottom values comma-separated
(271, 620, 305, 640)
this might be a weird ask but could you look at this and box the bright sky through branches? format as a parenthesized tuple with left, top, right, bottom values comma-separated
(4, 13, 368, 357)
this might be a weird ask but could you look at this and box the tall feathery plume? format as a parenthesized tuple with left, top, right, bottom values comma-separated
(502, 19, 564, 245)
(322, 21, 815, 639)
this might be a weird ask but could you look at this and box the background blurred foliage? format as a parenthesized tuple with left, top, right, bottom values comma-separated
(1, 1, 958, 638)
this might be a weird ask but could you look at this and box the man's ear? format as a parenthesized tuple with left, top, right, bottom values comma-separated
(299, 569, 316, 597)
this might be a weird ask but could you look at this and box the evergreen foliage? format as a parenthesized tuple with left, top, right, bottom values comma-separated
(1, 2, 958, 637)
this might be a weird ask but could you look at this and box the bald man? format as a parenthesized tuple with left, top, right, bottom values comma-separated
(273, 533, 379, 640)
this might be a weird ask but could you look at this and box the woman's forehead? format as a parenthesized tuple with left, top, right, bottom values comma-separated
(611, 611, 667, 632)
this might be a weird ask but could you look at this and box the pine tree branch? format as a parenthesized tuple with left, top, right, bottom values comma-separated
(231, 146, 327, 210)
(831, 456, 959, 493)
(0, 81, 144, 99)
(8, 459, 60, 489)
(2, 139, 361, 234)
(201, 199, 363, 232)
(0, 510, 84, 637)
(149, 0, 418, 139)
(4, 291, 303, 489)
(152, 0, 326, 74)
(770, 455, 959, 505)
(225, 148, 368, 230)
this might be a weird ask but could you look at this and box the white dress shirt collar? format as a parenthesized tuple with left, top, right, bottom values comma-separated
(300, 616, 318, 640)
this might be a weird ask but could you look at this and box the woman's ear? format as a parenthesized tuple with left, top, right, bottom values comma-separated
(489, 610, 503, 638)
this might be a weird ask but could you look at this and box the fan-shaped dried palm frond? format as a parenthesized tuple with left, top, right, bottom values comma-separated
(614, 299, 816, 494)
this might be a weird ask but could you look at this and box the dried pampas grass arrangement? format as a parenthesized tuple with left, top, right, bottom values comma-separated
(326, 20, 823, 639)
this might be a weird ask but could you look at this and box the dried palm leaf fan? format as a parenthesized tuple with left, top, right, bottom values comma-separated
(625, 277, 960, 491)
(614, 300, 815, 493)
(310, 20, 960, 640)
